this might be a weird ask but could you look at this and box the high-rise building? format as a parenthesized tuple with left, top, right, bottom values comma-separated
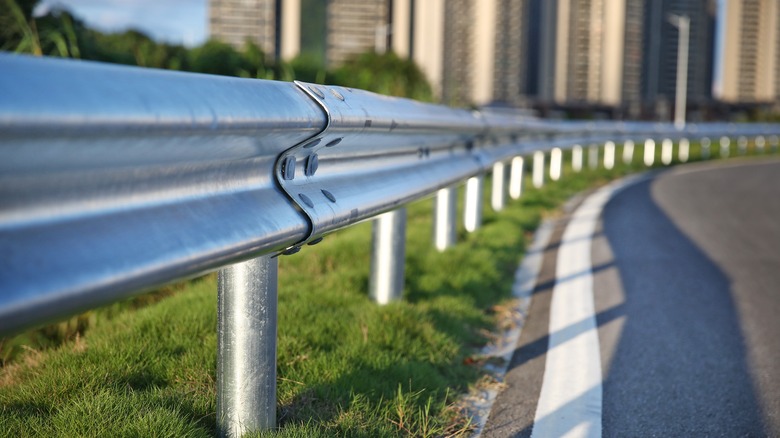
(492, 0, 530, 106)
(208, 0, 531, 106)
(209, 0, 276, 54)
(535, 0, 641, 109)
(326, 0, 390, 67)
(209, 0, 299, 61)
(622, 0, 645, 115)
(716, 0, 780, 103)
(409, 0, 532, 106)
(642, 0, 716, 115)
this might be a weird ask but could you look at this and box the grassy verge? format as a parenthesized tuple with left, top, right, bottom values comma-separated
(0, 140, 770, 436)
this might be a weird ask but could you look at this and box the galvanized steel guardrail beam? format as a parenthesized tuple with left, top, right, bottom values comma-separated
(2, 54, 780, 436)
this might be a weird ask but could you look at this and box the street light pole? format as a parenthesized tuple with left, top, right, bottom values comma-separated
(669, 14, 690, 130)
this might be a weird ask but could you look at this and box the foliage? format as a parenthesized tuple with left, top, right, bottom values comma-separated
(330, 51, 434, 102)
(0, 0, 433, 100)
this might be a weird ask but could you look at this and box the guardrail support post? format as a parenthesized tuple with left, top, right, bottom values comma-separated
(701, 138, 711, 159)
(434, 187, 457, 251)
(217, 255, 278, 437)
(491, 161, 506, 211)
(464, 175, 484, 232)
(661, 138, 673, 165)
(509, 156, 524, 199)
(533, 151, 545, 188)
(550, 148, 562, 181)
(737, 136, 748, 155)
(644, 139, 656, 166)
(720, 136, 730, 158)
(588, 144, 599, 169)
(679, 138, 690, 162)
(604, 141, 615, 170)
(572, 145, 583, 172)
(370, 208, 406, 304)
(755, 136, 766, 154)
(623, 140, 635, 165)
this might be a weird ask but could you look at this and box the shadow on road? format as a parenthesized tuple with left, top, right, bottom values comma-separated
(599, 177, 767, 436)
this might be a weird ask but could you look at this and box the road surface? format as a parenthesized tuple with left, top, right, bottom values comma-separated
(482, 158, 780, 437)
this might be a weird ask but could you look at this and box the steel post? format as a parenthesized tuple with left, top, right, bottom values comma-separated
(701, 137, 711, 159)
(464, 175, 484, 232)
(588, 144, 599, 170)
(509, 156, 524, 200)
(434, 187, 457, 251)
(661, 138, 673, 165)
(738, 136, 748, 155)
(678, 138, 690, 162)
(755, 136, 766, 154)
(217, 255, 279, 437)
(491, 161, 506, 211)
(370, 209, 406, 304)
(644, 139, 656, 166)
(623, 140, 635, 165)
(720, 136, 731, 158)
(572, 145, 583, 172)
(550, 148, 563, 181)
(604, 141, 615, 170)
(533, 151, 545, 188)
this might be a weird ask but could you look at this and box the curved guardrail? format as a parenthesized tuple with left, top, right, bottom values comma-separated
(2, 53, 779, 436)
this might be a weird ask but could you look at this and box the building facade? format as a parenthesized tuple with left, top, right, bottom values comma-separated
(208, 0, 777, 115)
(716, 0, 780, 103)
(209, 0, 299, 61)
(642, 0, 716, 117)
(326, 0, 390, 66)
(535, 0, 645, 110)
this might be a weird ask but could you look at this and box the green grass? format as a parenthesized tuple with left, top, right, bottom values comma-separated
(1, 140, 772, 437)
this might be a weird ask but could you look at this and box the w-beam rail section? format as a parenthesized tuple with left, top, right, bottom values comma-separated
(1, 54, 779, 436)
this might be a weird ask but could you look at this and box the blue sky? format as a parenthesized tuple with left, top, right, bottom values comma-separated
(35, 0, 209, 47)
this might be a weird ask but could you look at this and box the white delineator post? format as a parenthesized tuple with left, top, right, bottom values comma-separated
(623, 140, 635, 165)
(491, 161, 506, 211)
(464, 175, 484, 232)
(572, 145, 583, 172)
(644, 139, 656, 167)
(550, 148, 563, 181)
(533, 151, 545, 188)
(509, 156, 524, 199)
(603, 141, 615, 170)
(661, 138, 673, 165)
(433, 187, 457, 251)
(678, 138, 690, 162)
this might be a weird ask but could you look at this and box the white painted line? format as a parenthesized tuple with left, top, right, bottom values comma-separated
(531, 177, 640, 438)
(467, 220, 555, 436)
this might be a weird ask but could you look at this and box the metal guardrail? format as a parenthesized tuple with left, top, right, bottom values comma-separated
(2, 54, 779, 436)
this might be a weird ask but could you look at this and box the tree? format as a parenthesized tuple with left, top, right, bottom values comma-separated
(187, 39, 243, 77)
(330, 51, 433, 101)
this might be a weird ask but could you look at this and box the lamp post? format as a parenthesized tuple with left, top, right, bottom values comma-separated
(668, 14, 690, 130)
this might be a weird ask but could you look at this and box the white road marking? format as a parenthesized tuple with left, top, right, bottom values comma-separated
(531, 178, 639, 438)
(469, 220, 555, 436)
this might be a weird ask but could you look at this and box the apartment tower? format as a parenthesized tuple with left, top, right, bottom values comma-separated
(209, 0, 300, 61)
(642, 0, 716, 115)
(716, 0, 780, 103)
(536, 0, 644, 110)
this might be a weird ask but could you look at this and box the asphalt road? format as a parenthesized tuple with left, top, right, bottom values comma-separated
(483, 158, 780, 437)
